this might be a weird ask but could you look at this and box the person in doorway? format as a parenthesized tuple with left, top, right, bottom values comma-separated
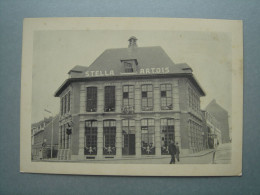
(175, 142, 180, 162)
(169, 140, 177, 164)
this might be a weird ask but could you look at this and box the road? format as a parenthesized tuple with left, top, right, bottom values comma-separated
(213, 143, 232, 164)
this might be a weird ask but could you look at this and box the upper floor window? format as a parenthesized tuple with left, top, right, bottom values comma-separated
(60, 91, 71, 115)
(160, 84, 172, 110)
(141, 84, 153, 111)
(86, 87, 97, 112)
(104, 86, 115, 112)
(122, 85, 134, 114)
(124, 62, 134, 73)
(121, 59, 138, 73)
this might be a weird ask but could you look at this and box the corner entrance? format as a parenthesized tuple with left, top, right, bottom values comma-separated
(122, 134, 136, 155)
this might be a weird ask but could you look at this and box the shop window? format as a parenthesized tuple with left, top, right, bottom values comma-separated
(85, 120, 97, 155)
(141, 119, 155, 155)
(161, 118, 175, 155)
(141, 85, 153, 111)
(104, 86, 115, 112)
(160, 84, 172, 110)
(86, 87, 97, 112)
(103, 120, 116, 155)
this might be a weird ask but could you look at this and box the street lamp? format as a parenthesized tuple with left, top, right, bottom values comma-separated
(44, 109, 53, 159)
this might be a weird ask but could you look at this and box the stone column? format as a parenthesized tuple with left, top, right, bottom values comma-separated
(116, 119, 122, 159)
(115, 84, 122, 113)
(135, 119, 141, 158)
(96, 119, 103, 159)
(97, 85, 104, 113)
(79, 83, 86, 113)
(174, 117, 181, 150)
(154, 82, 160, 111)
(58, 126, 62, 149)
(155, 117, 161, 157)
(78, 120, 85, 160)
(172, 79, 180, 111)
(135, 85, 141, 113)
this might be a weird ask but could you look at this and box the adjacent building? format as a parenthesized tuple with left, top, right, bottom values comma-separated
(206, 99, 230, 143)
(54, 37, 206, 160)
(31, 116, 59, 160)
(202, 110, 222, 149)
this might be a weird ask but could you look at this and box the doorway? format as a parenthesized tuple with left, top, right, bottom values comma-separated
(123, 134, 136, 155)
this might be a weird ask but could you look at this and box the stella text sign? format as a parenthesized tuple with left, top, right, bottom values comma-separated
(85, 67, 170, 77)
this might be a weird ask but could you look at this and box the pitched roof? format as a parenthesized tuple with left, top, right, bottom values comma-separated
(55, 45, 206, 96)
(86, 46, 175, 74)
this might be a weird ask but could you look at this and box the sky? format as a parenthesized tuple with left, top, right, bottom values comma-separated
(32, 30, 232, 124)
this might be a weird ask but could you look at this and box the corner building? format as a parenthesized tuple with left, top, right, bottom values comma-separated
(55, 37, 206, 160)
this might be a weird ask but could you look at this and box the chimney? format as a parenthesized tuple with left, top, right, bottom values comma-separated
(128, 36, 138, 48)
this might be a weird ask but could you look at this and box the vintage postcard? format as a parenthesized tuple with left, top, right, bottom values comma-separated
(20, 17, 243, 176)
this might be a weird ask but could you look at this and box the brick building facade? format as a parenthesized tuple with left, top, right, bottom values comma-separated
(55, 37, 206, 160)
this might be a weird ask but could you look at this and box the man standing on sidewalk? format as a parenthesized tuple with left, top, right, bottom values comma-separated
(169, 140, 177, 164)
(176, 142, 180, 162)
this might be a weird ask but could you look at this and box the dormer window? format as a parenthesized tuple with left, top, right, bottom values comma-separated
(124, 61, 134, 73)
(121, 59, 138, 73)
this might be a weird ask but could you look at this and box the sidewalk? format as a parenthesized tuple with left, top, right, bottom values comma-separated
(38, 148, 216, 163)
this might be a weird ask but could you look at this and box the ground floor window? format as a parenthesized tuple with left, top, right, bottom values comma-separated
(122, 119, 136, 155)
(141, 119, 155, 155)
(161, 118, 175, 155)
(85, 120, 97, 155)
(103, 120, 116, 155)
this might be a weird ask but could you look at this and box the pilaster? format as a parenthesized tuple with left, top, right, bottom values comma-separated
(116, 119, 122, 159)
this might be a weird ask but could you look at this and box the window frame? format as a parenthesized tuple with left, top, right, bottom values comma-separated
(160, 84, 173, 110)
(141, 84, 153, 111)
(86, 87, 98, 112)
(103, 120, 116, 155)
(84, 120, 98, 155)
(104, 86, 116, 112)
(141, 118, 155, 155)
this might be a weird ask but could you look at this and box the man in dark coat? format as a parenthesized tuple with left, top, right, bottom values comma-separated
(175, 142, 180, 162)
(169, 140, 177, 164)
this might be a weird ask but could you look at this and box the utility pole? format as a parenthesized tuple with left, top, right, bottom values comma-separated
(45, 109, 53, 158)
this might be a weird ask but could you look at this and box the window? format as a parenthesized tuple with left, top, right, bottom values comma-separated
(103, 120, 116, 155)
(86, 87, 97, 112)
(61, 91, 71, 115)
(104, 86, 115, 112)
(122, 85, 134, 114)
(85, 120, 97, 155)
(161, 118, 175, 155)
(67, 92, 70, 112)
(122, 119, 136, 155)
(141, 119, 155, 155)
(160, 84, 172, 110)
(124, 61, 134, 73)
(141, 85, 153, 111)
(60, 98, 63, 116)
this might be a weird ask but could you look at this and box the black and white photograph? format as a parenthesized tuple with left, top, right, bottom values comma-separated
(20, 17, 243, 176)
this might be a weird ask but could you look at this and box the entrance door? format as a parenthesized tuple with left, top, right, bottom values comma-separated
(123, 134, 135, 155)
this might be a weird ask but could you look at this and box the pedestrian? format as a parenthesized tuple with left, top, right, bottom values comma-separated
(169, 140, 177, 164)
(176, 142, 180, 162)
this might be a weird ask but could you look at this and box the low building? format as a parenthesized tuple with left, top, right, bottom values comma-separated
(31, 116, 59, 160)
(54, 36, 206, 160)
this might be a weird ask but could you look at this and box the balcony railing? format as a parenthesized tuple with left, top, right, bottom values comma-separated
(121, 105, 135, 115)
